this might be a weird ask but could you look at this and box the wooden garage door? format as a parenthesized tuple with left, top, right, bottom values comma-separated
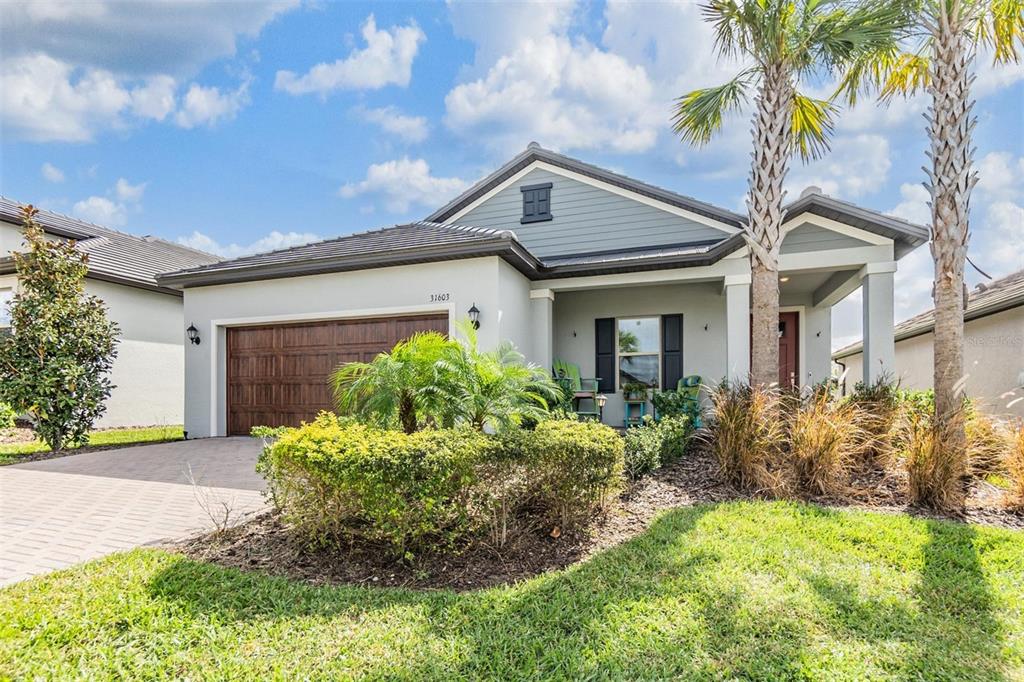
(226, 313, 448, 436)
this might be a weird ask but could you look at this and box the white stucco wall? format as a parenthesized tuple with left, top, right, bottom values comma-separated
(552, 282, 729, 426)
(83, 280, 186, 428)
(181, 256, 510, 438)
(496, 260, 535, 361)
(836, 306, 1024, 418)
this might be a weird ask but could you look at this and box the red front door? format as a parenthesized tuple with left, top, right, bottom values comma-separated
(749, 311, 801, 388)
(778, 312, 799, 388)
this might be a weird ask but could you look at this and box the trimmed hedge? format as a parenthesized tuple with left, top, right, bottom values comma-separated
(261, 414, 623, 558)
(623, 416, 694, 480)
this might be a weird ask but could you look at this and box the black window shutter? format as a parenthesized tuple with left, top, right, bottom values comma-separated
(537, 189, 550, 215)
(662, 314, 683, 390)
(523, 190, 536, 218)
(595, 318, 615, 393)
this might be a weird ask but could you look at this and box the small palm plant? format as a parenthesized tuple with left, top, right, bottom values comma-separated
(331, 331, 451, 434)
(672, 0, 908, 388)
(837, 0, 1024, 480)
(437, 321, 561, 431)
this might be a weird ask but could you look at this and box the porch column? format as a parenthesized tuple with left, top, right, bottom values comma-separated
(530, 288, 554, 372)
(861, 262, 896, 384)
(724, 275, 751, 384)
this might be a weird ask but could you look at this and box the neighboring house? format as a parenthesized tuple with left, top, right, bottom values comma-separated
(157, 143, 927, 437)
(0, 198, 220, 428)
(833, 268, 1024, 419)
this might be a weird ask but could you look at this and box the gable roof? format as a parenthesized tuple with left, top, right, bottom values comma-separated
(425, 142, 748, 230)
(0, 197, 220, 295)
(833, 268, 1024, 359)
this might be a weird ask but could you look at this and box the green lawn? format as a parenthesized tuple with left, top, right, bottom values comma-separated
(1, 501, 1021, 680)
(0, 425, 184, 463)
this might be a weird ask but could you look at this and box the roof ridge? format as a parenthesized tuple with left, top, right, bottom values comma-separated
(415, 220, 517, 239)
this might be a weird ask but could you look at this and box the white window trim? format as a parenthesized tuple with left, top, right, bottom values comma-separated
(616, 316, 662, 391)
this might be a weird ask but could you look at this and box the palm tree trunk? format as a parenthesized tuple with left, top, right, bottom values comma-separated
(746, 63, 794, 388)
(927, 0, 974, 459)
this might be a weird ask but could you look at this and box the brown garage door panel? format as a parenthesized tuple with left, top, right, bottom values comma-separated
(226, 313, 448, 435)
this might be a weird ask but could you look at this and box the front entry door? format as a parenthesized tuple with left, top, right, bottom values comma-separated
(778, 312, 800, 388)
(749, 311, 801, 388)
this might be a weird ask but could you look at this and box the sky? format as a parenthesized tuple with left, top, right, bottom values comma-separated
(1, 0, 1022, 351)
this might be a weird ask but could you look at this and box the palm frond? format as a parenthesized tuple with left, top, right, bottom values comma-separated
(979, 0, 1024, 63)
(791, 92, 838, 161)
(835, 45, 930, 104)
(672, 70, 755, 146)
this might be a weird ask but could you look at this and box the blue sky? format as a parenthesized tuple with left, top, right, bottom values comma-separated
(1, 0, 1022, 349)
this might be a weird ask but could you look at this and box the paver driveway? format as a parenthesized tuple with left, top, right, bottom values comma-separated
(0, 438, 267, 586)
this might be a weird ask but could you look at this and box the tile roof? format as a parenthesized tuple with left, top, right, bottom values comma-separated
(157, 221, 533, 287)
(0, 197, 220, 293)
(833, 268, 1024, 358)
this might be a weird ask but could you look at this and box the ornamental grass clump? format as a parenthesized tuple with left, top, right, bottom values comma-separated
(790, 392, 867, 496)
(1006, 423, 1024, 508)
(707, 383, 789, 496)
(849, 376, 902, 466)
(903, 407, 968, 510)
(965, 410, 1010, 479)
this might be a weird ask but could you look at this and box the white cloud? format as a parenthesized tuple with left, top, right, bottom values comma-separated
(114, 178, 147, 202)
(890, 183, 931, 225)
(358, 105, 428, 143)
(174, 79, 251, 129)
(40, 162, 64, 183)
(339, 158, 469, 213)
(72, 196, 128, 227)
(0, 2, 293, 142)
(445, 34, 660, 155)
(976, 151, 1024, 202)
(975, 200, 1024, 273)
(788, 134, 892, 200)
(275, 15, 425, 96)
(443, 0, 751, 161)
(176, 230, 321, 259)
(0, 1, 296, 77)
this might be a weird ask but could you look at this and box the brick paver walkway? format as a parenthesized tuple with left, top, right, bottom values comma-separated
(0, 438, 267, 586)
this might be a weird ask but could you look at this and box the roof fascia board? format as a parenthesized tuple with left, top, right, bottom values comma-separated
(788, 195, 929, 244)
(444, 159, 742, 236)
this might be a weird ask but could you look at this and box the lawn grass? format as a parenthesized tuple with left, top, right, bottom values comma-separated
(0, 425, 184, 463)
(1, 501, 1021, 680)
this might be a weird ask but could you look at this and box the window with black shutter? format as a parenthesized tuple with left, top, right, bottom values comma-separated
(595, 318, 615, 393)
(521, 182, 553, 223)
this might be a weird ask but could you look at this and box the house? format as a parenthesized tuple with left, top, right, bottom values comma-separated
(833, 268, 1024, 418)
(157, 143, 927, 437)
(0, 198, 220, 428)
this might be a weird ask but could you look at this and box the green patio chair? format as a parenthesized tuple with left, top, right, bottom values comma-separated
(676, 374, 703, 427)
(552, 359, 602, 420)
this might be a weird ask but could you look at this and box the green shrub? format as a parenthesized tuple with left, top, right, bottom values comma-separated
(263, 413, 489, 559)
(623, 416, 694, 480)
(657, 415, 694, 464)
(0, 402, 15, 432)
(526, 419, 624, 526)
(623, 422, 663, 480)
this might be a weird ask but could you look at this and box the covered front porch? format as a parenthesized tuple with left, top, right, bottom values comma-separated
(526, 244, 897, 426)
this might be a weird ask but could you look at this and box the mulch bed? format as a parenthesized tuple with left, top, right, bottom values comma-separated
(172, 447, 1022, 592)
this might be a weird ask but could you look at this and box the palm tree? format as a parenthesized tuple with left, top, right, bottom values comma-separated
(673, 0, 908, 387)
(436, 321, 561, 431)
(331, 331, 451, 434)
(837, 0, 1023, 462)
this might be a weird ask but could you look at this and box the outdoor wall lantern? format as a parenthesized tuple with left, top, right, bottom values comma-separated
(596, 394, 608, 410)
(186, 323, 201, 345)
(468, 303, 481, 330)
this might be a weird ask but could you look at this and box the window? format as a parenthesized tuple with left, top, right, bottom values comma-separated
(521, 182, 552, 223)
(617, 317, 660, 388)
(0, 288, 11, 328)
